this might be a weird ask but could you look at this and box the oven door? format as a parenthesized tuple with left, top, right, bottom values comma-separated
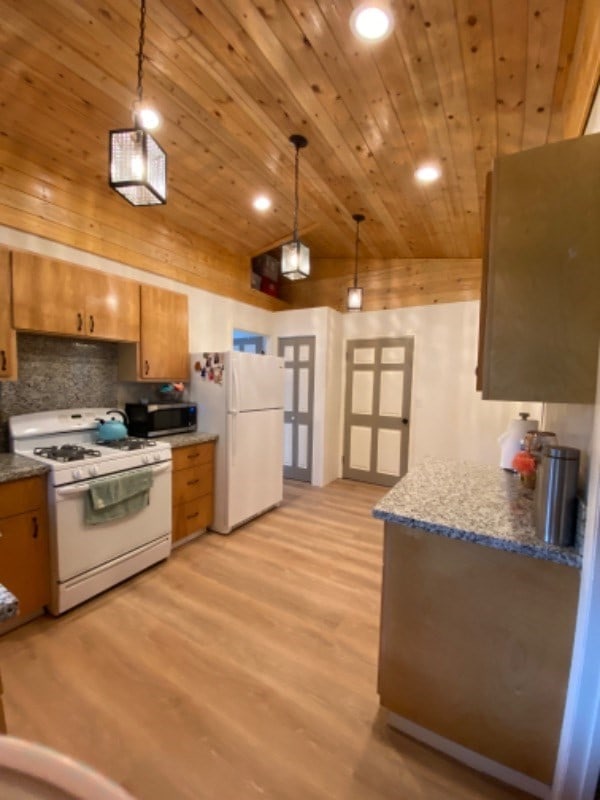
(52, 462, 172, 582)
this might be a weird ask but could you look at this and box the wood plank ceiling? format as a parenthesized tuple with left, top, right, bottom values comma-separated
(0, 0, 597, 273)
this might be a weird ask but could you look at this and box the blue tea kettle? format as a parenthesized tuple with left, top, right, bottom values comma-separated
(96, 409, 129, 441)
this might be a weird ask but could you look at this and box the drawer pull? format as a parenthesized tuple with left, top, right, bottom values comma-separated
(186, 512, 199, 520)
(187, 453, 200, 459)
(187, 479, 199, 486)
(32, 516, 39, 539)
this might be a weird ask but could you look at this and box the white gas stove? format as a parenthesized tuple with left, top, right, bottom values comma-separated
(9, 408, 173, 615)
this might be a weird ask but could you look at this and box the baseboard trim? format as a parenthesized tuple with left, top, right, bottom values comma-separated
(386, 709, 551, 799)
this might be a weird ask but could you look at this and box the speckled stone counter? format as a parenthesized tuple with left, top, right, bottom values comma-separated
(157, 431, 218, 449)
(0, 453, 50, 486)
(373, 458, 581, 568)
(0, 585, 19, 621)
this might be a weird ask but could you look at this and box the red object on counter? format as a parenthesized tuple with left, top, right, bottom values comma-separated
(512, 450, 536, 475)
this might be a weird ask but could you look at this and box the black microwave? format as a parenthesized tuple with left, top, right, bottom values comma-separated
(125, 403, 197, 438)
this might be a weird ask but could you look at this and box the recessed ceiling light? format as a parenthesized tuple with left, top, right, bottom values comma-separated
(415, 164, 441, 183)
(253, 194, 271, 211)
(350, 4, 393, 42)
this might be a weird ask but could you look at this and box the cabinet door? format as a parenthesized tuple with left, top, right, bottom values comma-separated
(139, 285, 189, 380)
(0, 509, 50, 618)
(84, 271, 140, 342)
(12, 252, 86, 336)
(0, 249, 17, 380)
(481, 133, 600, 402)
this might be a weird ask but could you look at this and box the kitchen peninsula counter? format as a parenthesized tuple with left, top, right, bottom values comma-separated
(373, 458, 581, 567)
(0, 453, 49, 485)
(373, 458, 581, 795)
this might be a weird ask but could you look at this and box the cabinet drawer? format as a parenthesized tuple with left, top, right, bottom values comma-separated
(0, 476, 46, 518)
(173, 495, 213, 543)
(172, 442, 214, 472)
(172, 463, 213, 506)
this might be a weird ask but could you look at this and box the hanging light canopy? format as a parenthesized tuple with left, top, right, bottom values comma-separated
(109, 0, 166, 206)
(281, 134, 310, 280)
(347, 213, 365, 311)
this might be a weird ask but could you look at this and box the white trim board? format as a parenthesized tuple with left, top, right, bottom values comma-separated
(386, 710, 550, 799)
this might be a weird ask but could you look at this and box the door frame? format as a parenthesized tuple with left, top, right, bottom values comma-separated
(278, 335, 315, 483)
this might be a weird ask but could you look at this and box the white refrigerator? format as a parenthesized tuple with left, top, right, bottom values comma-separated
(189, 351, 284, 533)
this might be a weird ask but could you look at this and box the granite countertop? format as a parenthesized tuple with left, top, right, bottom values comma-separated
(158, 431, 218, 449)
(373, 458, 582, 568)
(0, 453, 50, 486)
(0, 584, 19, 621)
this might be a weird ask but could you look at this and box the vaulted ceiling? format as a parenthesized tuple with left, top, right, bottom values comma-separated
(0, 0, 598, 273)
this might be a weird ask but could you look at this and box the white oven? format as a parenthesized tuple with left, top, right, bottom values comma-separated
(9, 408, 173, 616)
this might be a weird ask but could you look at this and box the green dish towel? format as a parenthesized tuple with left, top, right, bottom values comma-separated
(84, 468, 154, 526)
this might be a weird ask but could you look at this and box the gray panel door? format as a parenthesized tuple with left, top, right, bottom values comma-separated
(343, 337, 413, 486)
(278, 336, 315, 482)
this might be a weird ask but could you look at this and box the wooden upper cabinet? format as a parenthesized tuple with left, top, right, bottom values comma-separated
(0, 248, 17, 380)
(479, 133, 600, 403)
(139, 284, 189, 381)
(11, 252, 140, 343)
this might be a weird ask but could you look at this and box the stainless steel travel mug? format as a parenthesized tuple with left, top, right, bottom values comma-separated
(535, 446, 580, 546)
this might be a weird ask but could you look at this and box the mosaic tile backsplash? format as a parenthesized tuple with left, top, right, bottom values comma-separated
(0, 334, 153, 451)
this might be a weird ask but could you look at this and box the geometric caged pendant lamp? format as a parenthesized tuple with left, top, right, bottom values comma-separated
(109, 0, 166, 206)
(281, 134, 310, 280)
(346, 213, 365, 311)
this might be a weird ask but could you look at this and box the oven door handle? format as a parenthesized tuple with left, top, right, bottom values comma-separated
(56, 462, 172, 496)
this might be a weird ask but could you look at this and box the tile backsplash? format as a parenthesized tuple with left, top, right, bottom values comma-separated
(0, 334, 156, 451)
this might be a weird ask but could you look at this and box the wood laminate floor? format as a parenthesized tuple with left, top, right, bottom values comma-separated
(0, 479, 531, 799)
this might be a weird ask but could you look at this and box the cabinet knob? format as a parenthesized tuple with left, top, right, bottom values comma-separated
(77, 312, 83, 332)
(0, 350, 6, 371)
(89, 314, 95, 333)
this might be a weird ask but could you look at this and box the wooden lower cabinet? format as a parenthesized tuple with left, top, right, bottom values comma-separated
(378, 522, 579, 786)
(172, 442, 214, 546)
(0, 475, 50, 628)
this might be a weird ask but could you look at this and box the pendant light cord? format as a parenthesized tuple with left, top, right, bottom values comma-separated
(293, 143, 300, 243)
(353, 217, 360, 288)
(136, 0, 146, 104)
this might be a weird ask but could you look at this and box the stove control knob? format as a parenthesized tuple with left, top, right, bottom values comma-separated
(72, 468, 83, 481)
(89, 465, 99, 477)
(142, 454, 150, 464)
(153, 452, 161, 462)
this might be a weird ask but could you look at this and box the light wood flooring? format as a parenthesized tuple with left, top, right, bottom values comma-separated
(0, 479, 531, 799)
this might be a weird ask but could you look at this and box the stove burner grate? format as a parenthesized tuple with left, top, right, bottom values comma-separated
(98, 437, 157, 451)
(34, 445, 102, 463)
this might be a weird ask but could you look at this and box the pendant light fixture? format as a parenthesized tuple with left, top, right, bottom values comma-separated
(281, 134, 310, 280)
(109, 0, 166, 206)
(347, 213, 365, 311)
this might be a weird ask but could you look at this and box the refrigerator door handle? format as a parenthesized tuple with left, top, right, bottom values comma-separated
(231, 360, 240, 414)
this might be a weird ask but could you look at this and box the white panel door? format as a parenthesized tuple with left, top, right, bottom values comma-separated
(343, 337, 414, 486)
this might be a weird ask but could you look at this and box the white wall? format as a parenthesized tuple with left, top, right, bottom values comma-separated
(343, 302, 543, 469)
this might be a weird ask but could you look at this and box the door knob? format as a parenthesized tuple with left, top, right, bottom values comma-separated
(401, 418, 409, 425)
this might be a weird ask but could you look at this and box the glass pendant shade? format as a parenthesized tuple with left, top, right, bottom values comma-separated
(281, 239, 310, 280)
(347, 285, 363, 311)
(109, 128, 166, 206)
